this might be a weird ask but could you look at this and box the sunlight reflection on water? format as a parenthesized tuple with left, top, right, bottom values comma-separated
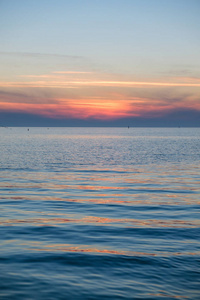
(0, 127, 200, 299)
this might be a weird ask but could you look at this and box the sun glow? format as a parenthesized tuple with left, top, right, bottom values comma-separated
(0, 70, 200, 121)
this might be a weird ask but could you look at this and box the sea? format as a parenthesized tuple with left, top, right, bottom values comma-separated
(0, 127, 199, 300)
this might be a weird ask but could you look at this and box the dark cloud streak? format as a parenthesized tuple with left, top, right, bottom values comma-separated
(0, 108, 199, 127)
(0, 51, 84, 60)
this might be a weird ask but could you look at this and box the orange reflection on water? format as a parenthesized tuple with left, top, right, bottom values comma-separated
(148, 291, 188, 299)
(29, 243, 200, 257)
(2, 193, 199, 206)
(1, 215, 199, 228)
(81, 216, 200, 228)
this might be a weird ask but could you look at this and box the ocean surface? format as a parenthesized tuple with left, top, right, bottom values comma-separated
(0, 127, 199, 300)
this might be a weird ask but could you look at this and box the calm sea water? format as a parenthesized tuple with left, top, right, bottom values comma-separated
(0, 127, 200, 300)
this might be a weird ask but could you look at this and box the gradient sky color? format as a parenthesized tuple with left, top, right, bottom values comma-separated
(0, 0, 200, 126)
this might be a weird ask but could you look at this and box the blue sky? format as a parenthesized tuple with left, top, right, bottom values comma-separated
(0, 0, 200, 126)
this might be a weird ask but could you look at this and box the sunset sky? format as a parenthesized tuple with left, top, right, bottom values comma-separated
(0, 0, 200, 126)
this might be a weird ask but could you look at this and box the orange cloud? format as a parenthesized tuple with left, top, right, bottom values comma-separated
(1, 92, 200, 120)
(0, 70, 200, 121)
(0, 98, 131, 119)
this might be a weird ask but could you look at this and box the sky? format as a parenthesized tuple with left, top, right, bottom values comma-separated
(0, 0, 200, 126)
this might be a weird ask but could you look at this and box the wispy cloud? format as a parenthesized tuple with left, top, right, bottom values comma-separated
(2, 69, 200, 89)
(53, 71, 94, 74)
(1, 80, 200, 89)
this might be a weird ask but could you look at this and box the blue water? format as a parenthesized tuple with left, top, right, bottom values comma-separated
(0, 127, 200, 300)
